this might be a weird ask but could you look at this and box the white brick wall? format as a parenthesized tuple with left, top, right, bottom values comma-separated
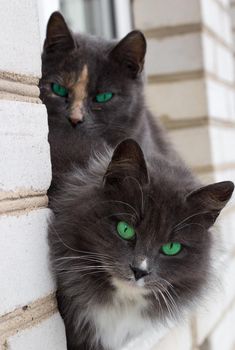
(205, 79, 235, 121)
(0, 209, 54, 315)
(201, 0, 233, 46)
(134, 0, 235, 349)
(203, 302, 235, 350)
(1, 1, 235, 349)
(0, 0, 66, 348)
(152, 323, 192, 350)
(146, 33, 203, 76)
(0, 0, 41, 76)
(7, 313, 66, 350)
(195, 256, 235, 345)
(0, 101, 51, 192)
(146, 79, 207, 119)
(134, 0, 201, 29)
(169, 126, 212, 167)
(209, 126, 235, 165)
(202, 33, 234, 83)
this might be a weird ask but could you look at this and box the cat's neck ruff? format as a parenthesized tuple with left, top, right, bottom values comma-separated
(90, 277, 152, 350)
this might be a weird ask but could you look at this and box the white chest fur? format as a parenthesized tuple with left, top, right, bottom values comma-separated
(89, 277, 156, 350)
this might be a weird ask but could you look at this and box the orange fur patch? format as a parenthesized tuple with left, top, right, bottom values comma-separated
(70, 65, 89, 123)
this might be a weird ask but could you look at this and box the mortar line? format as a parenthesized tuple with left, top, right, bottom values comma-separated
(0, 71, 39, 86)
(148, 70, 235, 90)
(144, 21, 233, 53)
(0, 195, 48, 215)
(160, 115, 235, 130)
(0, 190, 47, 201)
(0, 294, 57, 342)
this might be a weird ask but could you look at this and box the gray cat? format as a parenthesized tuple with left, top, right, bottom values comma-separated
(39, 12, 180, 197)
(48, 138, 234, 350)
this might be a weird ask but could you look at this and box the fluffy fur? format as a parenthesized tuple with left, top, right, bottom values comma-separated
(48, 139, 234, 350)
(41, 12, 234, 350)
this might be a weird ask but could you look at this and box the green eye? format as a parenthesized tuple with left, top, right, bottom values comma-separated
(51, 83, 68, 97)
(95, 92, 113, 103)
(117, 221, 135, 240)
(161, 242, 182, 256)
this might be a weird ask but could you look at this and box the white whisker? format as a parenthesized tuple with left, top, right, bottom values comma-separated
(173, 211, 211, 231)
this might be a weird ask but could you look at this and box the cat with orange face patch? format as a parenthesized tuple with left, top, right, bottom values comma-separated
(39, 12, 181, 197)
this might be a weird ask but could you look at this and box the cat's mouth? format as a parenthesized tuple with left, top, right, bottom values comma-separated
(112, 276, 150, 295)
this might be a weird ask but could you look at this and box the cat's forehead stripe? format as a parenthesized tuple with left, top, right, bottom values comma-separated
(70, 64, 89, 123)
(74, 64, 88, 99)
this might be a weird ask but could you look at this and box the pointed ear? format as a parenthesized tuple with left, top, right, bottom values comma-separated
(44, 12, 76, 52)
(109, 31, 146, 77)
(186, 181, 234, 225)
(103, 139, 149, 187)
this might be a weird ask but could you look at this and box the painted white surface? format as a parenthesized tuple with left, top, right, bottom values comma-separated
(146, 79, 207, 119)
(0, 101, 51, 192)
(219, 209, 235, 253)
(202, 33, 234, 83)
(209, 126, 235, 165)
(200, 0, 233, 46)
(113, 0, 132, 38)
(8, 313, 67, 350)
(206, 302, 235, 350)
(231, 5, 235, 25)
(146, 33, 203, 76)
(0, 209, 55, 315)
(134, 0, 201, 29)
(37, 0, 59, 48)
(0, 0, 41, 76)
(195, 257, 235, 345)
(206, 79, 235, 121)
(151, 323, 192, 350)
(169, 126, 212, 167)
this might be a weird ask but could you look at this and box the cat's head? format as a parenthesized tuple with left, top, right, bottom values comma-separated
(40, 12, 146, 138)
(51, 139, 234, 319)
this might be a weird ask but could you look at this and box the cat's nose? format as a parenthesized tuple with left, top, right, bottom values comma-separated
(129, 265, 150, 281)
(68, 117, 84, 127)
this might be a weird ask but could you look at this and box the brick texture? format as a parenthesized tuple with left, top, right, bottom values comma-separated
(1, 0, 235, 349)
(134, 0, 235, 349)
(0, 0, 41, 76)
(0, 209, 55, 316)
(7, 313, 67, 350)
(0, 0, 63, 348)
(146, 33, 203, 76)
(0, 101, 51, 193)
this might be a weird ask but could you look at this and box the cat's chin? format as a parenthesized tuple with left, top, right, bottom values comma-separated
(111, 276, 150, 299)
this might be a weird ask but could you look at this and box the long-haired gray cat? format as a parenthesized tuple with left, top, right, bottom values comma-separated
(48, 139, 234, 349)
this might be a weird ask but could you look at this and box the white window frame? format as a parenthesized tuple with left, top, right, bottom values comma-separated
(37, 0, 132, 46)
(37, 0, 60, 47)
(113, 0, 132, 38)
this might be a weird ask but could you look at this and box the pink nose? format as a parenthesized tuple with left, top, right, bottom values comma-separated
(68, 117, 83, 126)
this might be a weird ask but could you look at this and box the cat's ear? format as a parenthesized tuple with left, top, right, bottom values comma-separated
(186, 181, 234, 226)
(104, 139, 149, 187)
(110, 31, 146, 77)
(44, 12, 76, 52)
